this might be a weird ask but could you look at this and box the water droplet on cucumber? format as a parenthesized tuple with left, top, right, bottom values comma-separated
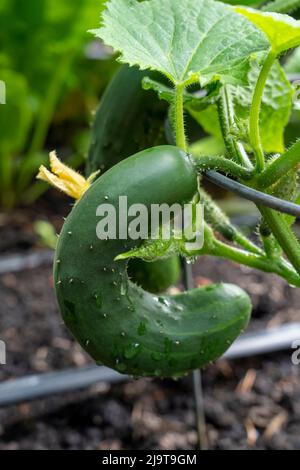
(137, 322, 147, 336)
(124, 343, 141, 359)
(151, 351, 163, 361)
(120, 280, 128, 296)
(93, 293, 103, 308)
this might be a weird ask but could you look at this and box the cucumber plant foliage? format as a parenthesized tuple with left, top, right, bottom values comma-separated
(50, 0, 300, 378)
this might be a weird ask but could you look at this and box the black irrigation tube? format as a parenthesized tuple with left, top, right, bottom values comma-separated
(205, 170, 300, 218)
(0, 323, 299, 408)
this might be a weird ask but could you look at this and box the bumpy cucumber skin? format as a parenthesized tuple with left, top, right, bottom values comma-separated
(86, 65, 167, 176)
(128, 257, 181, 294)
(55, 146, 251, 378)
(86, 64, 180, 292)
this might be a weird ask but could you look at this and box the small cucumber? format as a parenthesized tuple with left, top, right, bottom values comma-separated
(86, 64, 180, 293)
(86, 65, 167, 176)
(55, 146, 251, 378)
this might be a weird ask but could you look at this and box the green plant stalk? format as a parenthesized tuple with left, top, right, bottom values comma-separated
(259, 206, 300, 276)
(260, 233, 282, 259)
(207, 236, 300, 287)
(249, 50, 276, 173)
(200, 189, 263, 256)
(172, 73, 299, 285)
(262, 0, 300, 13)
(218, 86, 253, 169)
(174, 84, 187, 152)
(286, 191, 300, 226)
(192, 155, 253, 180)
(255, 140, 300, 189)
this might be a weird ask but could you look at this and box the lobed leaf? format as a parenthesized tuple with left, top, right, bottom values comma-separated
(91, 0, 269, 87)
(142, 76, 218, 111)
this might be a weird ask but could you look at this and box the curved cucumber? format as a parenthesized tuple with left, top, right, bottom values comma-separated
(55, 146, 251, 378)
(86, 64, 180, 293)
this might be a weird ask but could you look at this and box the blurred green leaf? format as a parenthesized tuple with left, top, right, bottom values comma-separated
(34, 220, 57, 250)
(0, 0, 109, 209)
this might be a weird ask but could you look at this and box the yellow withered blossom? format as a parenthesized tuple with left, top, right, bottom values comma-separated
(37, 151, 99, 200)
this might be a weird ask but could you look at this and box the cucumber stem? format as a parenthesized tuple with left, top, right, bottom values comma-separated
(255, 140, 300, 189)
(174, 84, 187, 152)
(218, 85, 253, 169)
(249, 50, 276, 173)
(199, 189, 263, 256)
(192, 155, 253, 180)
(259, 206, 300, 276)
(199, 224, 300, 287)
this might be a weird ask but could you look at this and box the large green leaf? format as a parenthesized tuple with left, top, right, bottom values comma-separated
(235, 7, 300, 55)
(91, 0, 269, 86)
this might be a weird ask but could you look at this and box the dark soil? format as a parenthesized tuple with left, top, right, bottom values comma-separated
(0, 253, 299, 450)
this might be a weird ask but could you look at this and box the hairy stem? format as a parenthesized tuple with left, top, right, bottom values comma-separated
(249, 50, 276, 173)
(259, 206, 300, 275)
(192, 155, 253, 180)
(218, 86, 253, 169)
(208, 237, 300, 287)
(174, 84, 187, 152)
(200, 189, 263, 256)
(255, 140, 300, 189)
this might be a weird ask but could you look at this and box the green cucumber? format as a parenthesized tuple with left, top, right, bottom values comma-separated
(86, 65, 166, 176)
(128, 257, 181, 294)
(55, 146, 251, 378)
(86, 64, 180, 293)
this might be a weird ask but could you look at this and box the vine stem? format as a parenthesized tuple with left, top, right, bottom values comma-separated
(249, 50, 276, 173)
(192, 155, 253, 180)
(258, 206, 300, 276)
(174, 84, 187, 152)
(218, 85, 253, 169)
(210, 240, 300, 287)
(199, 189, 263, 256)
(201, 226, 300, 287)
(174, 83, 208, 450)
(255, 140, 300, 189)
